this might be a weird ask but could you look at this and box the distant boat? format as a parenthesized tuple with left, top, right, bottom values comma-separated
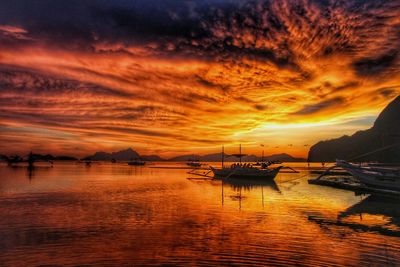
(128, 159, 145, 166)
(186, 158, 201, 168)
(336, 160, 400, 191)
(210, 144, 282, 180)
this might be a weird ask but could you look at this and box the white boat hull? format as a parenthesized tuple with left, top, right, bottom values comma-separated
(337, 160, 400, 191)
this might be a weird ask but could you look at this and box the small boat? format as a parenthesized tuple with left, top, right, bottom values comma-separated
(186, 159, 201, 168)
(186, 155, 202, 168)
(187, 162, 201, 167)
(128, 159, 146, 166)
(336, 160, 400, 191)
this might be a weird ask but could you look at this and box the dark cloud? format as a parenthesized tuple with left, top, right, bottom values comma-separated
(377, 87, 400, 99)
(254, 104, 268, 111)
(353, 51, 398, 77)
(0, 67, 136, 99)
(1, 0, 399, 71)
(293, 97, 345, 115)
(334, 82, 360, 91)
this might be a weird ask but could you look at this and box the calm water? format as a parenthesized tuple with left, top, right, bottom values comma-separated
(0, 162, 399, 266)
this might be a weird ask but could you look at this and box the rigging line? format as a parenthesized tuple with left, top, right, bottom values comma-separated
(347, 142, 400, 162)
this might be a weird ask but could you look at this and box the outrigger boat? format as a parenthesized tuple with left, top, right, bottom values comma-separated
(210, 145, 282, 180)
(336, 160, 400, 191)
(186, 158, 201, 168)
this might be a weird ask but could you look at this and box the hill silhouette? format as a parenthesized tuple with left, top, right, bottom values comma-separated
(308, 96, 400, 163)
(83, 149, 305, 162)
(83, 148, 140, 161)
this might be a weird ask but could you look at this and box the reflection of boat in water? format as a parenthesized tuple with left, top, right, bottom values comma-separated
(309, 195, 400, 237)
(220, 177, 281, 210)
(338, 195, 400, 227)
(128, 159, 146, 166)
(336, 160, 400, 191)
(223, 177, 280, 192)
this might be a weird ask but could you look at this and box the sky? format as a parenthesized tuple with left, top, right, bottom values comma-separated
(0, 0, 399, 158)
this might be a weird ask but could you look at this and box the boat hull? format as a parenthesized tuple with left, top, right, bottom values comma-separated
(337, 160, 400, 191)
(210, 166, 281, 180)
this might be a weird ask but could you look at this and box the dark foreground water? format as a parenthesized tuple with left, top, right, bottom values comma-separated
(0, 162, 399, 266)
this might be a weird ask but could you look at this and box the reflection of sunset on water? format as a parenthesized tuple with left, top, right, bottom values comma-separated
(1, 162, 399, 266)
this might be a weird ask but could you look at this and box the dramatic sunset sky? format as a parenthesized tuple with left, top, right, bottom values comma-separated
(0, 0, 399, 157)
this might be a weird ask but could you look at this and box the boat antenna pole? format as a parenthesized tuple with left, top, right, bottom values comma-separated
(262, 150, 264, 162)
(221, 145, 224, 168)
(239, 144, 242, 164)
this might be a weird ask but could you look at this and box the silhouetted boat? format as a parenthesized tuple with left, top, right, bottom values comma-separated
(128, 159, 145, 166)
(211, 145, 282, 180)
(336, 160, 400, 191)
(4, 152, 53, 168)
(186, 158, 201, 168)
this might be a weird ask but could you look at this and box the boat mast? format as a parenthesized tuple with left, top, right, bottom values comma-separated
(221, 145, 224, 168)
(239, 144, 242, 164)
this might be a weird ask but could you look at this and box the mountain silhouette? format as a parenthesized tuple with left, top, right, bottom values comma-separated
(308, 96, 400, 162)
(83, 148, 140, 161)
(168, 152, 304, 162)
(82, 149, 304, 162)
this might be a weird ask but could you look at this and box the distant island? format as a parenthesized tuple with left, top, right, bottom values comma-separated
(0, 153, 77, 161)
(308, 96, 400, 163)
(167, 152, 305, 162)
(81, 148, 164, 162)
(0, 148, 305, 163)
(82, 148, 305, 162)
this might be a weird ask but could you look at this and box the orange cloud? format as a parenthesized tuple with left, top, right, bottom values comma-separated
(0, 1, 399, 157)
